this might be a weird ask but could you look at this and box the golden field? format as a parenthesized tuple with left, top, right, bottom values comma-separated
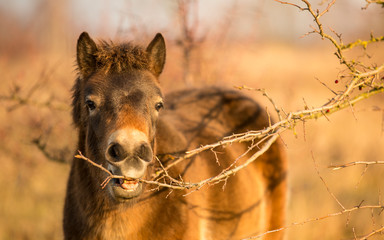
(1, 1, 384, 239)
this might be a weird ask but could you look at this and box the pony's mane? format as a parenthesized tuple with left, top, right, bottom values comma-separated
(95, 41, 150, 74)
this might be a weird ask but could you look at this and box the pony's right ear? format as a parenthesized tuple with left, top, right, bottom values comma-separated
(146, 33, 166, 78)
(77, 32, 98, 79)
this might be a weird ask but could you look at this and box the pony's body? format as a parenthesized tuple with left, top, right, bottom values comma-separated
(63, 33, 286, 240)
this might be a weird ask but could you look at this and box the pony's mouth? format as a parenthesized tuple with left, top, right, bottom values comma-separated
(115, 178, 139, 192)
(109, 177, 143, 201)
(106, 162, 148, 202)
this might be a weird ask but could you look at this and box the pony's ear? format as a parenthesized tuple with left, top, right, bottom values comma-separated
(77, 32, 98, 79)
(146, 33, 166, 78)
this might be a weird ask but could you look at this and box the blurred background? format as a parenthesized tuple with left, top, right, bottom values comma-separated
(1, 0, 384, 239)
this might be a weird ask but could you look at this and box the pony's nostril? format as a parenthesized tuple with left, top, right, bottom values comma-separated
(137, 143, 153, 162)
(108, 145, 118, 158)
(107, 143, 127, 161)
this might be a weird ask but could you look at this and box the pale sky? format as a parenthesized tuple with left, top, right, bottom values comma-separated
(0, 0, 382, 43)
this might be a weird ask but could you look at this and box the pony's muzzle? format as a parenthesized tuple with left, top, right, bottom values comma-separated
(105, 128, 153, 178)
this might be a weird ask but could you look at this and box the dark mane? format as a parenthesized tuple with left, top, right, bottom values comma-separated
(94, 41, 150, 74)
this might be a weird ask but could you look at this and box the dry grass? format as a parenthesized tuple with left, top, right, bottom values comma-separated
(1, 1, 384, 239)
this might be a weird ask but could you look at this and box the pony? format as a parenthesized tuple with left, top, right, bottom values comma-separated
(63, 32, 287, 239)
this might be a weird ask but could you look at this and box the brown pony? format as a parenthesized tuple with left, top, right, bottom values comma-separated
(63, 32, 287, 240)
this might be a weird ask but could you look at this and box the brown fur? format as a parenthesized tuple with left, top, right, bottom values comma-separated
(64, 32, 287, 240)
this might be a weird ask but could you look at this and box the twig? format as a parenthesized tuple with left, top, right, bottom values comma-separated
(356, 165, 369, 189)
(312, 151, 345, 210)
(236, 85, 283, 121)
(357, 225, 384, 240)
(75, 151, 124, 189)
(242, 205, 384, 239)
(315, 77, 337, 95)
(318, 0, 336, 18)
(329, 161, 384, 170)
(273, 0, 306, 10)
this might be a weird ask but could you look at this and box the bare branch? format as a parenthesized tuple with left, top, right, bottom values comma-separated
(315, 77, 337, 95)
(180, 86, 384, 163)
(330, 161, 384, 170)
(357, 225, 384, 240)
(235, 85, 283, 121)
(341, 36, 384, 50)
(75, 135, 278, 192)
(273, 0, 306, 10)
(312, 151, 345, 210)
(242, 205, 384, 239)
(318, 0, 336, 18)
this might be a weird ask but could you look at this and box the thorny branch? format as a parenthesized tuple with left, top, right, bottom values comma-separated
(75, 134, 279, 192)
(157, 85, 383, 171)
(76, 78, 383, 189)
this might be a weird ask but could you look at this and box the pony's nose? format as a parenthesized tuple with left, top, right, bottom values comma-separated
(105, 128, 152, 163)
(107, 143, 128, 162)
(106, 142, 152, 163)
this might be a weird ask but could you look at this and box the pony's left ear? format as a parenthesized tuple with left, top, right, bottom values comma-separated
(146, 33, 166, 78)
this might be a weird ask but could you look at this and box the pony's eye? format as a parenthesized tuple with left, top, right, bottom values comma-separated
(155, 102, 163, 111)
(85, 100, 96, 111)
